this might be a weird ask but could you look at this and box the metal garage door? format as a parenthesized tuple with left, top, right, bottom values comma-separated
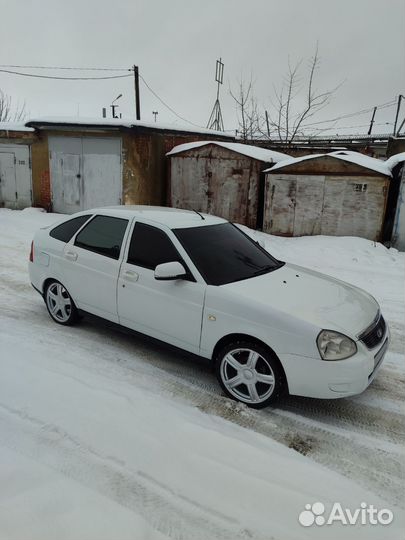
(264, 173, 388, 240)
(49, 137, 122, 214)
(264, 174, 325, 236)
(321, 176, 389, 240)
(0, 145, 32, 209)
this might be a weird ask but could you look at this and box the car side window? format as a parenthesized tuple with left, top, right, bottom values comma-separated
(74, 215, 128, 260)
(49, 215, 92, 243)
(127, 222, 183, 270)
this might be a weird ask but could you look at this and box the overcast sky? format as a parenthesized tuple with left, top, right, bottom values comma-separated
(1, 0, 404, 136)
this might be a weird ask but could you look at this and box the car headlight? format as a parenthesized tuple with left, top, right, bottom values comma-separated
(317, 330, 357, 360)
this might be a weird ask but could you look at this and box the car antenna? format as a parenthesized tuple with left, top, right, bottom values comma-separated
(191, 208, 205, 220)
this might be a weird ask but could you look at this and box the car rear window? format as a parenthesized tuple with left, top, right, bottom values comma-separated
(74, 215, 128, 259)
(49, 215, 92, 243)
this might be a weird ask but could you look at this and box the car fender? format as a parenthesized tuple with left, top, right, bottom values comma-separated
(200, 285, 320, 360)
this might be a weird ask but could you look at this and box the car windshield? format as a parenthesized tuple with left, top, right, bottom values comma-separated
(174, 223, 284, 286)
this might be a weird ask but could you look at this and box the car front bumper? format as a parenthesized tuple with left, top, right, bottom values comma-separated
(280, 326, 390, 399)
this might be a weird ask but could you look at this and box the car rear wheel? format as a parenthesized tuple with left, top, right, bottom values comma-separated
(215, 340, 285, 408)
(45, 281, 78, 326)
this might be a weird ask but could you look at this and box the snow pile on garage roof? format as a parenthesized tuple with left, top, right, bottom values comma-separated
(264, 150, 392, 176)
(24, 116, 228, 137)
(0, 122, 34, 132)
(385, 152, 405, 170)
(166, 141, 289, 163)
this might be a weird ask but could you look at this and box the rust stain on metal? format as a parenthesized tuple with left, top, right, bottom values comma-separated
(264, 171, 390, 241)
(169, 145, 263, 227)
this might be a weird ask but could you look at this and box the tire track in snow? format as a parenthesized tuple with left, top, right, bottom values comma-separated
(0, 403, 265, 540)
(1, 270, 404, 509)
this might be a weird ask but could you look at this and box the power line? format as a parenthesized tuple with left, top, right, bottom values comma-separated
(0, 63, 207, 128)
(0, 64, 131, 72)
(309, 121, 393, 132)
(0, 68, 132, 80)
(3, 63, 397, 134)
(302, 100, 397, 128)
(138, 74, 206, 129)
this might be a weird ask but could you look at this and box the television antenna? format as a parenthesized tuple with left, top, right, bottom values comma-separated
(207, 58, 225, 131)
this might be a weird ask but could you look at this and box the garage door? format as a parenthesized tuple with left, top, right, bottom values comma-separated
(321, 176, 388, 240)
(49, 137, 122, 214)
(0, 145, 32, 209)
(264, 174, 325, 236)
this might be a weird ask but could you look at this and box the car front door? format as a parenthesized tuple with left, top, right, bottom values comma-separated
(117, 221, 206, 354)
(61, 214, 130, 322)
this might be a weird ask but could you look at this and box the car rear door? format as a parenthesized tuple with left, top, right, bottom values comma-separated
(117, 220, 206, 354)
(61, 214, 130, 322)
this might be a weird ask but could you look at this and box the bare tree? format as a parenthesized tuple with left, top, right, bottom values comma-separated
(267, 45, 341, 144)
(230, 77, 263, 142)
(0, 89, 26, 122)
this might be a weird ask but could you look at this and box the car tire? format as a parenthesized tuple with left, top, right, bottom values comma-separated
(44, 280, 78, 326)
(215, 340, 286, 408)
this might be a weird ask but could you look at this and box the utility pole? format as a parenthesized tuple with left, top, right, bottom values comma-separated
(367, 106, 377, 135)
(265, 110, 271, 139)
(133, 65, 141, 120)
(393, 94, 404, 135)
(152, 111, 158, 122)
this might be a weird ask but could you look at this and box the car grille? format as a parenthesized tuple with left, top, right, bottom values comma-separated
(359, 313, 386, 350)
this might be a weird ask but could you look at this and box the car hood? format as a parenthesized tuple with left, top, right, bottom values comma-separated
(222, 263, 379, 337)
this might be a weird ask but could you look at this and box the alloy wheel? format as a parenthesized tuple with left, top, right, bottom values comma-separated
(220, 347, 275, 404)
(46, 282, 72, 323)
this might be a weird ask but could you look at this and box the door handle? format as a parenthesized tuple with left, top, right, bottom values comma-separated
(65, 250, 78, 261)
(122, 269, 139, 282)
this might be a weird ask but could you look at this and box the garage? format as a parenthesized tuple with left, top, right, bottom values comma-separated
(263, 151, 392, 241)
(49, 136, 122, 214)
(167, 141, 288, 228)
(0, 144, 32, 209)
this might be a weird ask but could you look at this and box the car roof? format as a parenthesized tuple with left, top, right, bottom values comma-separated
(78, 205, 227, 229)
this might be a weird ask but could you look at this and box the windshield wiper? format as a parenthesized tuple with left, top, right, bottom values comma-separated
(252, 265, 277, 276)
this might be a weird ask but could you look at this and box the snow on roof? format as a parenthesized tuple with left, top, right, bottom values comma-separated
(166, 141, 289, 163)
(264, 150, 392, 176)
(385, 152, 405, 171)
(24, 116, 229, 138)
(0, 122, 34, 132)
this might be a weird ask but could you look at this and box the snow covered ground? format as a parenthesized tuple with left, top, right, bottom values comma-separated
(0, 208, 404, 540)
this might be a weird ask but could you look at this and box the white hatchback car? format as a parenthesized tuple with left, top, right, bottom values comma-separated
(29, 206, 389, 408)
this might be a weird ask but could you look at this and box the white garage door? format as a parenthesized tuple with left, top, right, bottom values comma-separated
(49, 136, 122, 214)
(0, 145, 32, 209)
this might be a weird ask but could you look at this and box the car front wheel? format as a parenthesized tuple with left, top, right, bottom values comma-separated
(45, 280, 78, 326)
(215, 340, 285, 408)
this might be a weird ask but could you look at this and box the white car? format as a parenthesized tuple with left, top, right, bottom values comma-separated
(29, 206, 390, 408)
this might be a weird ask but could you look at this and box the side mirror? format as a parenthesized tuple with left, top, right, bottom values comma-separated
(154, 261, 187, 281)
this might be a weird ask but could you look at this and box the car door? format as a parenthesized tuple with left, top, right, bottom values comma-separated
(117, 221, 206, 354)
(61, 214, 130, 322)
